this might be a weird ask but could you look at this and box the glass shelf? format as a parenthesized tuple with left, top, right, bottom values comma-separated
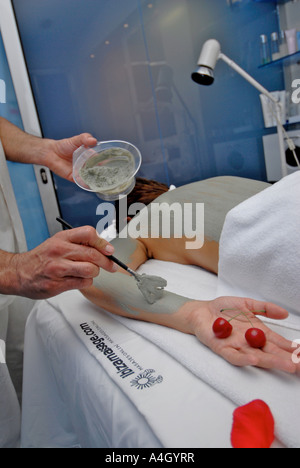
(259, 50, 300, 68)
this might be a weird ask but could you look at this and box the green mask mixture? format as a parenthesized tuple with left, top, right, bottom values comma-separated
(79, 148, 135, 193)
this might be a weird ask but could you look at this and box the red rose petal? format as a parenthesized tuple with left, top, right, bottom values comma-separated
(231, 400, 275, 448)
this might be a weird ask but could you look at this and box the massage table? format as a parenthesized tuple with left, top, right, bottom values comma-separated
(21, 258, 297, 449)
(21, 261, 238, 448)
(21, 175, 300, 448)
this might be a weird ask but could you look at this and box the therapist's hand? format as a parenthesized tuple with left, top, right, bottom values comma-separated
(0, 117, 97, 180)
(9, 226, 118, 299)
(42, 133, 97, 182)
(189, 296, 298, 374)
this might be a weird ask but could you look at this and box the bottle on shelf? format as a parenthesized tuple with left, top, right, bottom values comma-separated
(271, 32, 281, 61)
(260, 34, 271, 65)
(279, 30, 288, 58)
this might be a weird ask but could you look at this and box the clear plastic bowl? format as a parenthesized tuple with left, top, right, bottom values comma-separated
(73, 140, 142, 201)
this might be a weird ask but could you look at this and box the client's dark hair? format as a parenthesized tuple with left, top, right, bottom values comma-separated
(127, 177, 169, 207)
(116, 177, 169, 233)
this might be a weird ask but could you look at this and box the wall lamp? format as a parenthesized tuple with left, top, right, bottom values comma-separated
(192, 39, 294, 178)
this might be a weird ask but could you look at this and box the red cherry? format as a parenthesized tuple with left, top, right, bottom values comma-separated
(213, 318, 233, 339)
(245, 328, 266, 349)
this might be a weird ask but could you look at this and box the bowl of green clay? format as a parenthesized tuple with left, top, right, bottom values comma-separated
(73, 140, 142, 200)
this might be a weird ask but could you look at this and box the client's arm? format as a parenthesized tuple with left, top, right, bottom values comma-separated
(82, 236, 297, 374)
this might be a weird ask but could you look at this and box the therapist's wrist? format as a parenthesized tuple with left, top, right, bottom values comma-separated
(0, 251, 20, 296)
(23, 136, 53, 166)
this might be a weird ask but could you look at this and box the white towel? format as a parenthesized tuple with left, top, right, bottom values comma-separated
(217, 171, 300, 327)
(101, 258, 300, 448)
(53, 254, 300, 447)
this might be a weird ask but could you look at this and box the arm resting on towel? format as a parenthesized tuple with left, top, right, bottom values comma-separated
(82, 235, 298, 374)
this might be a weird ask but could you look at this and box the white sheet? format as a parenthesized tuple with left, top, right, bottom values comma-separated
(22, 262, 244, 448)
(21, 304, 162, 448)
(103, 261, 300, 448)
(22, 257, 292, 448)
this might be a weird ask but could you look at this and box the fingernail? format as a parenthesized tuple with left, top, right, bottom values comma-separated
(105, 244, 114, 254)
(112, 263, 119, 272)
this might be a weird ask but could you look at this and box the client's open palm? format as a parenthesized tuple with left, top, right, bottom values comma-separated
(194, 296, 298, 374)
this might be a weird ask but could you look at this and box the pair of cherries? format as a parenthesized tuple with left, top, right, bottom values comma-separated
(213, 309, 266, 349)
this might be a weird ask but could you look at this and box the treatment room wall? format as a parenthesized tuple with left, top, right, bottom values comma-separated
(11, 0, 283, 229)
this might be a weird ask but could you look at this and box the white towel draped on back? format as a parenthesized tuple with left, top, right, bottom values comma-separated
(218, 171, 300, 326)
